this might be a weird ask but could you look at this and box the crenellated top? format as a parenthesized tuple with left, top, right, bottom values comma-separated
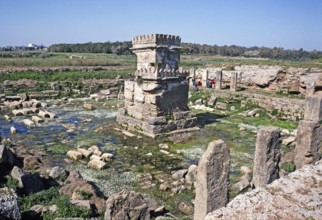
(132, 34, 181, 48)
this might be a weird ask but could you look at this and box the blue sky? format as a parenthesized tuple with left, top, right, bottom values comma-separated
(1, 0, 322, 51)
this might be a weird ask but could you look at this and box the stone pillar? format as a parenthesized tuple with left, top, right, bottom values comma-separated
(252, 126, 281, 188)
(230, 72, 238, 92)
(294, 121, 322, 168)
(304, 95, 322, 122)
(295, 94, 322, 168)
(202, 69, 209, 88)
(215, 70, 222, 90)
(306, 79, 316, 96)
(194, 139, 230, 220)
(190, 68, 196, 82)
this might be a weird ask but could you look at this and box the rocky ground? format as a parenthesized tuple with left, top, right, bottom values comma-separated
(206, 160, 322, 220)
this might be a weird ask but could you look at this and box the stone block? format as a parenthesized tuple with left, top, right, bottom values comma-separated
(134, 83, 145, 103)
(124, 90, 134, 101)
(77, 148, 93, 159)
(304, 95, 322, 122)
(147, 116, 167, 125)
(66, 150, 83, 161)
(125, 81, 135, 92)
(87, 159, 107, 170)
(32, 116, 44, 123)
(127, 105, 143, 120)
(23, 119, 35, 127)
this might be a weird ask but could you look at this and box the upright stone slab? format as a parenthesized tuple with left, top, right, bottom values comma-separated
(306, 78, 316, 96)
(215, 70, 222, 90)
(202, 69, 209, 88)
(194, 139, 230, 220)
(304, 95, 322, 122)
(230, 72, 238, 92)
(295, 120, 322, 168)
(252, 126, 281, 188)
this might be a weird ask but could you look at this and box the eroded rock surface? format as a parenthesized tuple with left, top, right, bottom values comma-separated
(0, 187, 21, 220)
(206, 161, 322, 220)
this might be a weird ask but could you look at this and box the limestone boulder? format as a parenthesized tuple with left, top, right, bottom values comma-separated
(31, 116, 44, 123)
(77, 148, 93, 159)
(83, 103, 95, 110)
(22, 119, 35, 127)
(66, 150, 83, 161)
(0, 187, 21, 220)
(104, 191, 150, 220)
(87, 159, 107, 170)
(101, 153, 113, 162)
(49, 166, 68, 183)
(171, 169, 187, 181)
(185, 164, 197, 189)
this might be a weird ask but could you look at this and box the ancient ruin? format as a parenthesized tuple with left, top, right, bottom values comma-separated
(194, 139, 230, 220)
(116, 34, 197, 137)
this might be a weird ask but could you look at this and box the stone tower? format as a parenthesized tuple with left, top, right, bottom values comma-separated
(116, 34, 197, 138)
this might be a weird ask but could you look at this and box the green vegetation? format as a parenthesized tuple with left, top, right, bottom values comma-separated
(280, 161, 296, 173)
(0, 69, 134, 83)
(0, 52, 136, 67)
(19, 187, 94, 220)
(4, 176, 19, 190)
(180, 54, 322, 69)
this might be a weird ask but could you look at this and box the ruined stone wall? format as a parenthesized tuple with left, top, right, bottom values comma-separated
(206, 90, 305, 121)
(192, 66, 322, 94)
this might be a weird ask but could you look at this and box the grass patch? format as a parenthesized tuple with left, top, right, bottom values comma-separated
(19, 187, 93, 220)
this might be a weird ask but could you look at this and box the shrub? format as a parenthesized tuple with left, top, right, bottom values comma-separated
(280, 161, 296, 173)
(19, 187, 92, 220)
(5, 176, 19, 190)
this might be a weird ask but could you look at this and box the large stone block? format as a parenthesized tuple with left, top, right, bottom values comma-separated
(194, 139, 230, 220)
(127, 105, 143, 120)
(252, 126, 281, 188)
(295, 120, 322, 169)
(124, 80, 135, 92)
(304, 95, 322, 122)
(147, 116, 167, 125)
(124, 90, 134, 101)
(134, 83, 145, 103)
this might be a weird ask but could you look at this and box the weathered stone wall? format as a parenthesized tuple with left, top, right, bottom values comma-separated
(208, 90, 305, 121)
(192, 65, 322, 94)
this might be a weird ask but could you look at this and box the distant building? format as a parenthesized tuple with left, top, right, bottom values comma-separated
(27, 43, 46, 50)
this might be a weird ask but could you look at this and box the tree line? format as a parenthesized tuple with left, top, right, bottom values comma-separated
(47, 41, 322, 61)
